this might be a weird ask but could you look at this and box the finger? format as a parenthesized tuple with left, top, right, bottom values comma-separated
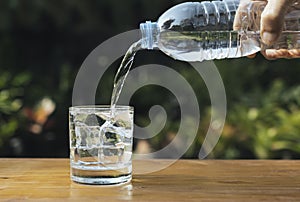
(260, 50, 277, 60)
(247, 53, 257, 59)
(260, 0, 293, 46)
(233, 0, 267, 30)
(263, 49, 300, 59)
(288, 49, 300, 58)
(233, 0, 250, 30)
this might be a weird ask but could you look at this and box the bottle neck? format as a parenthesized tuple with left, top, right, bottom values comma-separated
(140, 21, 159, 49)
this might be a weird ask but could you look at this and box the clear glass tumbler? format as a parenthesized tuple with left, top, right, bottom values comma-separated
(69, 105, 133, 185)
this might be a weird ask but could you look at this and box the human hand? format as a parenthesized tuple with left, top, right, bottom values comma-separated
(234, 0, 300, 59)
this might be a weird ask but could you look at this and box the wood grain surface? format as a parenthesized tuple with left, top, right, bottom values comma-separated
(0, 159, 299, 201)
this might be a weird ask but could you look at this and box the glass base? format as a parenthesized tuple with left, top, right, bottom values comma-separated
(71, 174, 131, 185)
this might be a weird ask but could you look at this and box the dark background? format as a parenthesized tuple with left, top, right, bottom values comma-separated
(0, 0, 299, 159)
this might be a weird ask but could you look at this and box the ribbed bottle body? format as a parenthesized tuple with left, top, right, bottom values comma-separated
(141, 0, 300, 61)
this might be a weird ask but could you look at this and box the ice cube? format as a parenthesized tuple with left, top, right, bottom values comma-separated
(113, 119, 132, 130)
(100, 145, 125, 165)
(70, 129, 76, 147)
(74, 147, 99, 165)
(75, 126, 87, 147)
(99, 122, 126, 164)
(75, 125, 101, 148)
(87, 126, 101, 147)
(74, 113, 88, 123)
(85, 114, 106, 126)
(102, 147, 124, 157)
(100, 125, 123, 146)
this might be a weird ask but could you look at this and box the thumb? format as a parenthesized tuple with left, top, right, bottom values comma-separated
(260, 0, 292, 46)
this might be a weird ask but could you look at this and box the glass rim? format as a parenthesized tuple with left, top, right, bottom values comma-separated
(69, 105, 134, 111)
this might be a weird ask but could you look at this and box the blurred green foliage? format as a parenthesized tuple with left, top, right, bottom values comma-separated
(206, 58, 300, 159)
(0, 0, 299, 158)
(209, 78, 300, 159)
(0, 71, 30, 147)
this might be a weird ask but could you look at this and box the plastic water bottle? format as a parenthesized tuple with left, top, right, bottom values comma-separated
(140, 0, 300, 61)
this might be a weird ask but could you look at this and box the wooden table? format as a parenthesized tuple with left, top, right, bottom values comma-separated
(0, 159, 299, 201)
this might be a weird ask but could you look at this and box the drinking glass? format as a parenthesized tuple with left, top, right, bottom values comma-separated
(69, 105, 133, 185)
